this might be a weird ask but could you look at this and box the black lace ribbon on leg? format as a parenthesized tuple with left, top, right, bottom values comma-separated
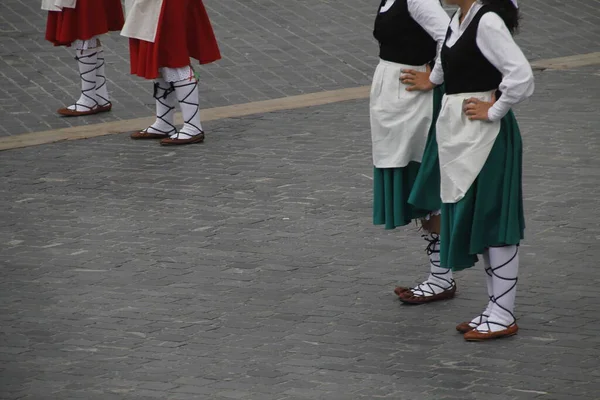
(94, 50, 110, 107)
(142, 82, 177, 136)
(476, 246, 519, 332)
(72, 50, 99, 112)
(170, 80, 203, 139)
(410, 233, 455, 296)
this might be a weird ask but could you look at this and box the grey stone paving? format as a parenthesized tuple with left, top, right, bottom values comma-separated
(0, 0, 599, 136)
(1, 64, 600, 399)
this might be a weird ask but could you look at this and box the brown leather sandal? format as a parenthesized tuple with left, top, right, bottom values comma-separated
(130, 130, 170, 140)
(394, 286, 410, 297)
(456, 321, 475, 333)
(464, 324, 518, 341)
(96, 103, 112, 114)
(399, 282, 456, 305)
(57, 104, 99, 117)
(160, 131, 205, 146)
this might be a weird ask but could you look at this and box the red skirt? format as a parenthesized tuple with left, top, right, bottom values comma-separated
(129, 0, 221, 79)
(45, 0, 125, 46)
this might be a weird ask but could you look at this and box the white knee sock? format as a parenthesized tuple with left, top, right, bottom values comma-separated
(67, 48, 99, 112)
(160, 66, 203, 139)
(468, 251, 494, 328)
(95, 48, 110, 107)
(411, 235, 454, 297)
(144, 78, 177, 136)
(476, 246, 519, 333)
(171, 78, 203, 139)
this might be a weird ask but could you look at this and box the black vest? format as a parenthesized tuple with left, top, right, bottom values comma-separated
(373, 0, 437, 66)
(442, 7, 503, 95)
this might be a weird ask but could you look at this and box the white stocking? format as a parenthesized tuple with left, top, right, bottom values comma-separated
(468, 251, 494, 328)
(171, 78, 203, 139)
(67, 48, 99, 112)
(95, 48, 110, 107)
(410, 234, 455, 297)
(476, 246, 519, 333)
(144, 78, 177, 136)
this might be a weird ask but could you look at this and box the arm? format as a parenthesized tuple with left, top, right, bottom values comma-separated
(476, 12, 534, 121)
(407, 0, 450, 84)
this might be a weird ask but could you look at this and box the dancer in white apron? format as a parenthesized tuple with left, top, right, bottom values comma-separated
(403, 0, 533, 340)
(370, 0, 454, 304)
(43, 0, 124, 116)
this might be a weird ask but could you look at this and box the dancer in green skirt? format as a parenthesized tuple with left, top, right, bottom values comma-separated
(403, 0, 534, 340)
(370, 0, 457, 305)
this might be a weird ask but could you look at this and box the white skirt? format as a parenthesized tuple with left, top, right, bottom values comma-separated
(121, 0, 163, 43)
(436, 91, 501, 203)
(369, 59, 434, 169)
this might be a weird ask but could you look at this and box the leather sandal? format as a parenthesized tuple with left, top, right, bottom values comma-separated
(456, 321, 476, 333)
(399, 282, 456, 305)
(394, 286, 410, 297)
(160, 131, 205, 146)
(464, 324, 518, 341)
(96, 102, 112, 114)
(130, 130, 170, 140)
(57, 104, 99, 117)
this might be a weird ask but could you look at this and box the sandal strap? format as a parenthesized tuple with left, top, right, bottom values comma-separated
(475, 246, 519, 331)
(95, 50, 110, 107)
(147, 81, 177, 135)
(172, 80, 202, 134)
(74, 50, 99, 110)
(410, 234, 454, 297)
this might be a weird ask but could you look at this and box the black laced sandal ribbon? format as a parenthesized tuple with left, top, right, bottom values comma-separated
(58, 51, 100, 116)
(131, 82, 177, 140)
(464, 247, 519, 341)
(456, 265, 493, 333)
(399, 233, 457, 305)
(160, 80, 205, 146)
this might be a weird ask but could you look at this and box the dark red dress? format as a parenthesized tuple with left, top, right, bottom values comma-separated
(45, 0, 125, 46)
(128, 0, 221, 79)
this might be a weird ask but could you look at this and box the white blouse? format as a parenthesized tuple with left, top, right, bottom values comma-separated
(429, 1, 534, 121)
(380, 0, 450, 76)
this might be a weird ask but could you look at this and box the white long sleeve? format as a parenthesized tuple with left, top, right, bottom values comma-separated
(407, 0, 450, 78)
(476, 13, 534, 121)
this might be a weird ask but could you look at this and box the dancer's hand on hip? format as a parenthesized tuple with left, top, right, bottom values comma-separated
(401, 64, 434, 92)
(463, 93, 497, 121)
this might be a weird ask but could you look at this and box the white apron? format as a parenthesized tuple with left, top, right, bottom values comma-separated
(370, 60, 434, 169)
(41, 0, 76, 11)
(121, 0, 163, 43)
(436, 91, 501, 203)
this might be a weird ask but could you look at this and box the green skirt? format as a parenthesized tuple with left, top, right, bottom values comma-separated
(373, 86, 444, 229)
(440, 110, 525, 271)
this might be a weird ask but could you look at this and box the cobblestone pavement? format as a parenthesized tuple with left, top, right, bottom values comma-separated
(0, 0, 599, 136)
(1, 63, 600, 399)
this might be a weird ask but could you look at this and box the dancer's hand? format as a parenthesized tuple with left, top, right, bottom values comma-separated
(401, 65, 435, 92)
(463, 93, 496, 121)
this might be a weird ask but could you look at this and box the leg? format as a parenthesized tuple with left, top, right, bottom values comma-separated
(94, 39, 112, 112)
(131, 78, 177, 140)
(159, 66, 205, 146)
(398, 211, 457, 304)
(464, 245, 519, 341)
(456, 252, 494, 333)
(57, 38, 100, 116)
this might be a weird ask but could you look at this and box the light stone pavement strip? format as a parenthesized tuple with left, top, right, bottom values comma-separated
(1, 65, 599, 399)
(0, 0, 599, 137)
